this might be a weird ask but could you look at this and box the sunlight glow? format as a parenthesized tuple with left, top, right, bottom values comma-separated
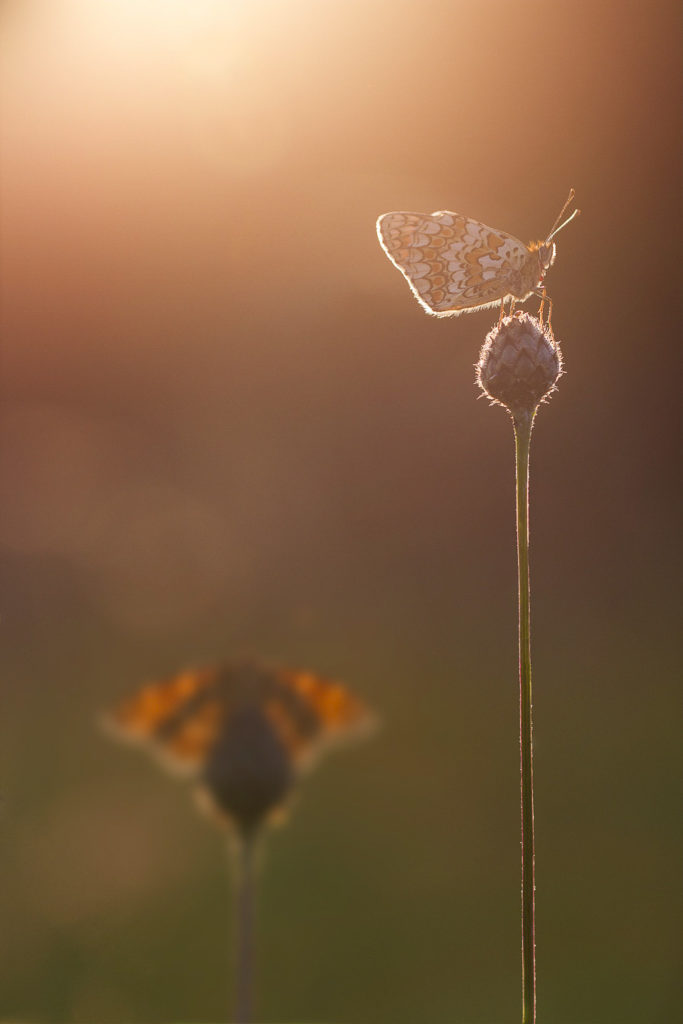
(65, 0, 252, 42)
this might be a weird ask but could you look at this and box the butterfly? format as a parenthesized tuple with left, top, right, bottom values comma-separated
(102, 660, 374, 833)
(376, 190, 579, 320)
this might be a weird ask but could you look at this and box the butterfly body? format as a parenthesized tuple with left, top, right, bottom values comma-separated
(376, 199, 579, 318)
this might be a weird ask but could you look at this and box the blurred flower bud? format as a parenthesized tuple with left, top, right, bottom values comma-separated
(202, 704, 294, 835)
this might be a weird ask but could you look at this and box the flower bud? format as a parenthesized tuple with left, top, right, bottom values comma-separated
(477, 312, 562, 418)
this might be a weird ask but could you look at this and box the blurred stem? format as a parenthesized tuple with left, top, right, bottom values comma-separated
(233, 832, 256, 1024)
(514, 410, 536, 1024)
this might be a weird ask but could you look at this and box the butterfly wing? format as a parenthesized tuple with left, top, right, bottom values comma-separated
(103, 667, 225, 772)
(377, 210, 535, 316)
(103, 663, 373, 775)
(272, 669, 374, 766)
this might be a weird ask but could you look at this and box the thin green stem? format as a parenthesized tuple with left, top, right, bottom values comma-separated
(514, 410, 536, 1024)
(233, 833, 256, 1024)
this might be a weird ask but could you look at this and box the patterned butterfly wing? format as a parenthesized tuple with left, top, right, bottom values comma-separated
(104, 663, 374, 774)
(104, 666, 226, 772)
(273, 668, 373, 766)
(376, 210, 540, 317)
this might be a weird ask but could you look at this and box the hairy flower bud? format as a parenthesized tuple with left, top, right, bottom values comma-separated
(477, 311, 562, 419)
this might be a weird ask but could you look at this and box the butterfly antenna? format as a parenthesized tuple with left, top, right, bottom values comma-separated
(545, 189, 580, 243)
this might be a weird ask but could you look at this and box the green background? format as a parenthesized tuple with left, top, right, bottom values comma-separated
(2, 0, 681, 1021)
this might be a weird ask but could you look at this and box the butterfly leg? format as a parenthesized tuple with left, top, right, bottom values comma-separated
(536, 287, 552, 328)
(536, 288, 546, 323)
(545, 295, 553, 331)
(498, 296, 514, 324)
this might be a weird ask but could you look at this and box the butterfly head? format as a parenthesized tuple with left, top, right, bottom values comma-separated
(538, 191, 580, 274)
(537, 241, 556, 274)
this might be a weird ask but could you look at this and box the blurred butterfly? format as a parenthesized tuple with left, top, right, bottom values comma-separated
(103, 660, 375, 834)
(377, 190, 579, 320)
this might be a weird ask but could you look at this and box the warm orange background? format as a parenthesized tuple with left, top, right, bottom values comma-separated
(2, 1, 681, 1022)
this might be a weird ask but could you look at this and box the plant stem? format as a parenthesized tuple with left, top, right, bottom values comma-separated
(233, 832, 256, 1024)
(514, 410, 536, 1024)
